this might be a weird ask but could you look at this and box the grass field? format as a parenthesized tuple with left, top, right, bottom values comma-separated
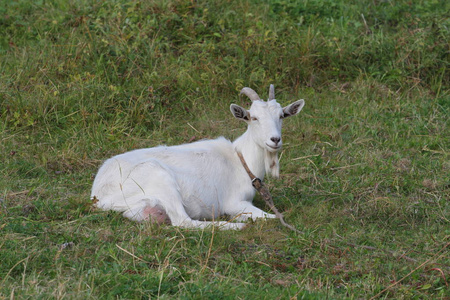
(1, 0, 449, 298)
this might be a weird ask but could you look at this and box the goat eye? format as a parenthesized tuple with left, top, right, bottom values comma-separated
(251, 117, 258, 121)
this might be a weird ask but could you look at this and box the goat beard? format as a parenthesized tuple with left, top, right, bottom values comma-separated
(265, 150, 280, 178)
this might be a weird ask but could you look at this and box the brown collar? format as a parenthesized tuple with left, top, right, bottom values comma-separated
(236, 151, 261, 186)
(237, 152, 304, 234)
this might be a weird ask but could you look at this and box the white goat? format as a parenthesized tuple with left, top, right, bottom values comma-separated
(91, 85, 305, 230)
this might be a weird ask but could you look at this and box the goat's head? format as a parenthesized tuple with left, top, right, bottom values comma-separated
(230, 85, 305, 154)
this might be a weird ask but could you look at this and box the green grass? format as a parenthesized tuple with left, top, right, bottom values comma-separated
(1, 0, 449, 298)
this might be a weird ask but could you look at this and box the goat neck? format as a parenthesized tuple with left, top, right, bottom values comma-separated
(233, 130, 268, 180)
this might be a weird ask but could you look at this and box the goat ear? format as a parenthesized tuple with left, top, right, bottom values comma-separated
(283, 99, 305, 118)
(230, 104, 250, 121)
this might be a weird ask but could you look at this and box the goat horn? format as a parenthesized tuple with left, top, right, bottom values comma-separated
(268, 84, 275, 100)
(240, 87, 261, 102)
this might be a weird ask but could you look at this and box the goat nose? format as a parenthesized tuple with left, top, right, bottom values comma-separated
(271, 137, 281, 145)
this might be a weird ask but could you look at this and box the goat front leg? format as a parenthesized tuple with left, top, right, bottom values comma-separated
(227, 202, 276, 222)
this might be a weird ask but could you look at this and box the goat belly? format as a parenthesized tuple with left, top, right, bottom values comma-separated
(154, 139, 240, 220)
(164, 151, 237, 220)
